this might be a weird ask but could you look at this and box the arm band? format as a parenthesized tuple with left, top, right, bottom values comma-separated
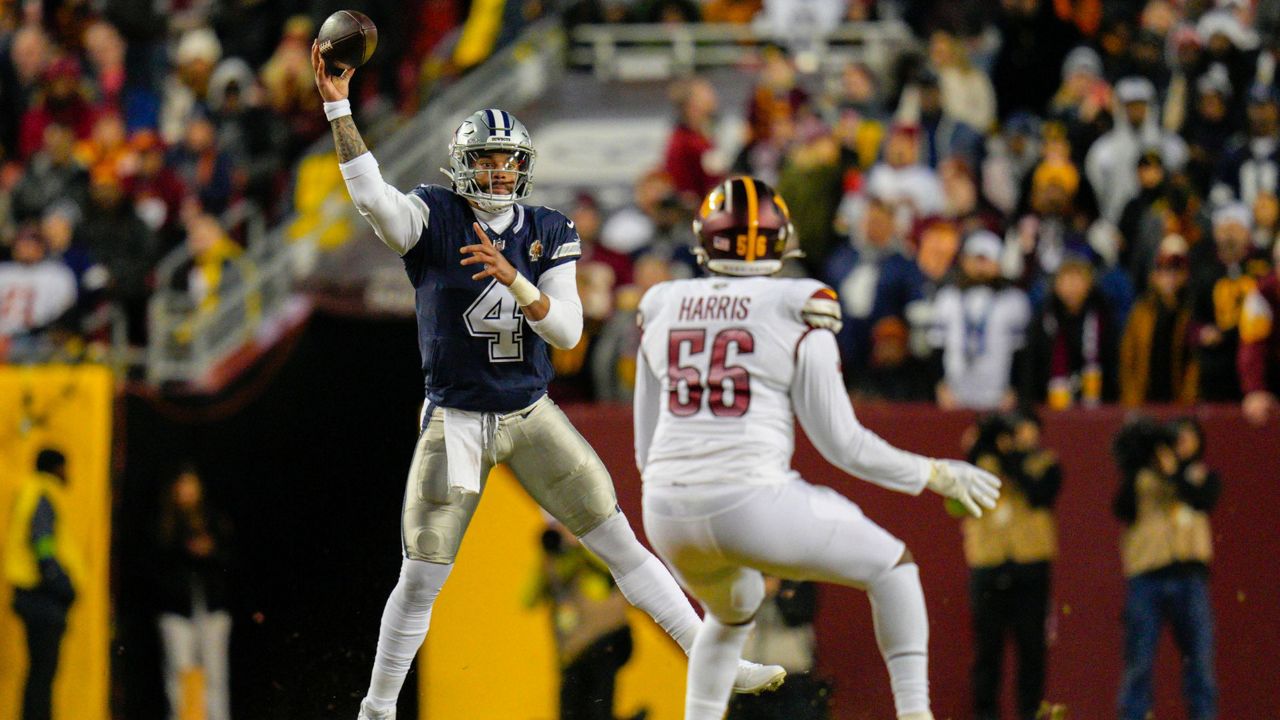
(324, 98, 352, 121)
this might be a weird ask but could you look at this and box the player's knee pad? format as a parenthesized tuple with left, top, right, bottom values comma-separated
(578, 510, 649, 576)
(405, 526, 461, 564)
(699, 570, 764, 626)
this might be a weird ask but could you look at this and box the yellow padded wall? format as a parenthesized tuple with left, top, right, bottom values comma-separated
(0, 365, 112, 720)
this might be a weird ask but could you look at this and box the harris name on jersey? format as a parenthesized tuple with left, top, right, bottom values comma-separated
(677, 294, 752, 323)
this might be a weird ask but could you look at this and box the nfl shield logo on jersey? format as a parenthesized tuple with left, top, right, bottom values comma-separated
(529, 239, 543, 261)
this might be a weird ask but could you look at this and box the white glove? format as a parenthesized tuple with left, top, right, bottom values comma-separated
(927, 459, 1001, 518)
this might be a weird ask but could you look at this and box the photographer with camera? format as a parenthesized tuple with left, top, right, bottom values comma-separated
(961, 412, 1062, 720)
(1112, 417, 1220, 720)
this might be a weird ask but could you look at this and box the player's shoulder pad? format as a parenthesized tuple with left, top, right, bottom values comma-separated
(795, 280, 843, 333)
(531, 206, 583, 261)
(411, 183, 459, 209)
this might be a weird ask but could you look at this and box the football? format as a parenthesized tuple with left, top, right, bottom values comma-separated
(316, 10, 377, 75)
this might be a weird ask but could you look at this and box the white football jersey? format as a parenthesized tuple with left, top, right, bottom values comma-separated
(636, 275, 840, 485)
(0, 261, 76, 336)
(929, 283, 1030, 409)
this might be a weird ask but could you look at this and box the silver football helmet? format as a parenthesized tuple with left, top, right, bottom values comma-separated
(444, 108, 536, 213)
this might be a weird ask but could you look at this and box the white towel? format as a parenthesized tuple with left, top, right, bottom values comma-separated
(442, 407, 486, 495)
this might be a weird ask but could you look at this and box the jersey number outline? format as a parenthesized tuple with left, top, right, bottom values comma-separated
(667, 328, 754, 417)
(465, 279, 524, 362)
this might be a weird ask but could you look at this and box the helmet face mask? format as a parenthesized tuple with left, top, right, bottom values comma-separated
(446, 109, 537, 213)
(693, 176, 796, 277)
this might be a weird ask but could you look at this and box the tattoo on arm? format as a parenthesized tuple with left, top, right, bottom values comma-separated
(331, 115, 368, 162)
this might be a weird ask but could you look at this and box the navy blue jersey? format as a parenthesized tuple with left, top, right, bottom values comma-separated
(402, 184, 581, 412)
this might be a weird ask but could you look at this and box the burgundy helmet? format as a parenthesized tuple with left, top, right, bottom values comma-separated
(693, 176, 796, 276)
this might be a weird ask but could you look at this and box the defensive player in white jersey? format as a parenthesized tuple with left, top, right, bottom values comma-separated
(634, 177, 1002, 720)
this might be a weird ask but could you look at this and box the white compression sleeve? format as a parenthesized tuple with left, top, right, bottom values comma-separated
(340, 152, 429, 256)
(525, 262, 583, 349)
(686, 618, 754, 720)
(578, 512, 701, 653)
(868, 563, 930, 718)
(633, 349, 660, 474)
(365, 558, 453, 709)
(792, 330, 931, 495)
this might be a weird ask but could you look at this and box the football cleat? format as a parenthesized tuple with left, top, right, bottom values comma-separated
(357, 699, 395, 720)
(732, 660, 787, 694)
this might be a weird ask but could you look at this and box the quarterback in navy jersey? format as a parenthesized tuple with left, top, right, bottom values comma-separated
(311, 42, 784, 720)
(404, 182, 584, 411)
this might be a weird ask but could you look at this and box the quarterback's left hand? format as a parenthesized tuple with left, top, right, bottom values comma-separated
(460, 222, 516, 285)
(926, 459, 1001, 518)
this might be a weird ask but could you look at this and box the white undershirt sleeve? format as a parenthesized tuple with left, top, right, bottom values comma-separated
(633, 347, 660, 474)
(525, 262, 583, 349)
(791, 329, 931, 495)
(340, 152, 429, 256)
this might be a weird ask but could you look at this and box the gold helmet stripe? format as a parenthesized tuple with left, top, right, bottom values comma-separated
(743, 176, 759, 262)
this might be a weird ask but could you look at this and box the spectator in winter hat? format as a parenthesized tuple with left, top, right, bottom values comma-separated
(931, 230, 1031, 410)
(982, 113, 1041, 217)
(1086, 76, 1189, 223)
(1189, 202, 1272, 401)
(1050, 46, 1110, 166)
(160, 28, 222, 144)
(1023, 254, 1119, 408)
(857, 122, 945, 229)
(18, 56, 95, 160)
(1120, 234, 1199, 406)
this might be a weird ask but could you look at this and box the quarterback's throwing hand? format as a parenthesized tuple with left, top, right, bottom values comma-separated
(311, 39, 352, 102)
(460, 222, 516, 285)
(927, 459, 1001, 518)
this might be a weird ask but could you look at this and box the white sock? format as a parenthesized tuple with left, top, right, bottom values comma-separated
(686, 617, 753, 720)
(365, 558, 453, 709)
(579, 512, 702, 653)
(868, 563, 930, 718)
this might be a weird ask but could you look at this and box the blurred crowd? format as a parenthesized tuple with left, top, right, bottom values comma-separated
(555, 0, 1280, 424)
(0, 0, 465, 364)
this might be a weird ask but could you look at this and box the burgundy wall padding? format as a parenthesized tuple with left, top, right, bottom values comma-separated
(563, 402, 1280, 720)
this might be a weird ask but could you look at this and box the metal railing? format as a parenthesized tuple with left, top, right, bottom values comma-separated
(569, 21, 917, 81)
(142, 20, 568, 386)
(145, 202, 290, 385)
(378, 21, 567, 189)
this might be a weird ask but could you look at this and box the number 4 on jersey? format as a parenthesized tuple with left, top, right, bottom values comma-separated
(465, 279, 524, 362)
(668, 328, 754, 417)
